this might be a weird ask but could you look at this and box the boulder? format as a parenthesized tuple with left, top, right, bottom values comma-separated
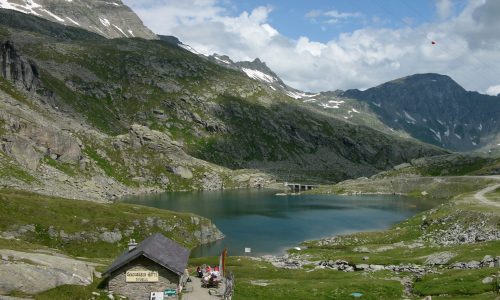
(482, 276, 494, 284)
(0, 249, 99, 294)
(355, 264, 369, 271)
(2, 135, 41, 170)
(172, 166, 193, 179)
(424, 251, 456, 265)
(100, 230, 122, 243)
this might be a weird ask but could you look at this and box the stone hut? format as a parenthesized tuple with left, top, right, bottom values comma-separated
(103, 233, 190, 300)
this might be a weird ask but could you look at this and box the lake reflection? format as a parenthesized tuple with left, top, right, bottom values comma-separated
(122, 189, 436, 257)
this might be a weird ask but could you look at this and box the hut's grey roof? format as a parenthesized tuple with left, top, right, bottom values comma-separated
(104, 233, 190, 276)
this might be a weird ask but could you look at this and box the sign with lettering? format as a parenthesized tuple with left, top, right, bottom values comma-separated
(126, 270, 159, 282)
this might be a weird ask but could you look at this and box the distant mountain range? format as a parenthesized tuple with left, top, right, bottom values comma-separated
(293, 74, 500, 152)
(157, 35, 500, 152)
(341, 74, 500, 151)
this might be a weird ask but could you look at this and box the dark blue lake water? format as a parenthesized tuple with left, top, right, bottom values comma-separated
(122, 189, 435, 257)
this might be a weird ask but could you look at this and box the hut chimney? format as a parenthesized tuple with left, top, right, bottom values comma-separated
(128, 239, 137, 251)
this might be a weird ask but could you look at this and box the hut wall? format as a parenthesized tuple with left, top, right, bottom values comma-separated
(108, 256, 180, 300)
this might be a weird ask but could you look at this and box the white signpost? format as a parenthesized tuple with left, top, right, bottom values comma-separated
(150, 291, 164, 300)
(126, 270, 159, 282)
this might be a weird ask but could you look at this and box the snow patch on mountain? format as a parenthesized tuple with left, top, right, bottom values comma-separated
(112, 24, 127, 37)
(40, 8, 64, 22)
(403, 111, 416, 124)
(444, 127, 450, 137)
(99, 17, 110, 27)
(214, 56, 231, 64)
(178, 44, 202, 55)
(242, 68, 277, 84)
(320, 100, 345, 109)
(66, 16, 80, 25)
(429, 128, 442, 141)
(0, 0, 41, 15)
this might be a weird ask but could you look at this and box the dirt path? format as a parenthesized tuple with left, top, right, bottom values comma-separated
(474, 182, 500, 207)
(181, 277, 224, 300)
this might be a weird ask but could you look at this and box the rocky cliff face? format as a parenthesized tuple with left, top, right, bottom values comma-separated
(0, 0, 156, 39)
(1, 40, 39, 91)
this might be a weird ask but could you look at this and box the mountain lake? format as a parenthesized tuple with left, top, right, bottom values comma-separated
(122, 189, 437, 257)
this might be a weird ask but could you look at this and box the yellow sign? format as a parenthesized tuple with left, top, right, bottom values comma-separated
(126, 270, 159, 282)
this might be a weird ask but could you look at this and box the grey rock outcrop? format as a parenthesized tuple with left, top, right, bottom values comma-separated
(193, 218, 225, 244)
(201, 172, 223, 190)
(449, 255, 500, 270)
(319, 259, 354, 272)
(100, 230, 123, 244)
(1, 135, 41, 170)
(0, 249, 99, 294)
(0, 41, 39, 91)
(172, 166, 193, 179)
(424, 251, 456, 266)
(21, 124, 81, 163)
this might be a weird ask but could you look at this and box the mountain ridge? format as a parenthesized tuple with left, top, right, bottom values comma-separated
(341, 73, 500, 151)
(0, 0, 157, 39)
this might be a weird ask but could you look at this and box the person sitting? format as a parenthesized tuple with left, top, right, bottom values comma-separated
(196, 266, 203, 278)
(208, 273, 219, 287)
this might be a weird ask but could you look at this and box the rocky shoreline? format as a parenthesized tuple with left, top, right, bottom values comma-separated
(260, 253, 500, 275)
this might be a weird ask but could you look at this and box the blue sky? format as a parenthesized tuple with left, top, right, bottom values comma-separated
(230, 0, 443, 42)
(124, 0, 500, 94)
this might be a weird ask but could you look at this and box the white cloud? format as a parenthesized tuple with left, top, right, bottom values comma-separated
(123, 0, 500, 93)
(486, 85, 500, 96)
(305, 9, 322, 19)
(324, 10, 362, 19)
(305, 8, 363, 25)
(436, 0, 453, 20)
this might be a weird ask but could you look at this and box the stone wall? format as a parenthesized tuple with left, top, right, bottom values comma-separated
(108, 256, 180, 300)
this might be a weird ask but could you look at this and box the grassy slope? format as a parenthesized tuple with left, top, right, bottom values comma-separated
(0, 189, 218, 258)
